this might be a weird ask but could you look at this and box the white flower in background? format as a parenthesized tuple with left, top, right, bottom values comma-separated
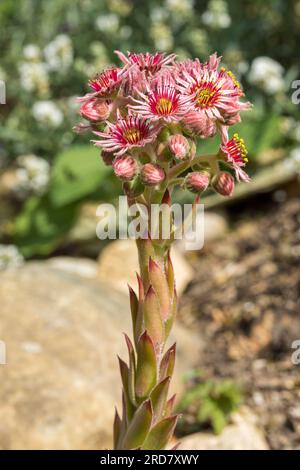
(150, 23, 173, 51)
(108, 0, 132, 16)
(19, 62, 49, 95)
(15, 154, 50, 197)
(0, 245, 24, 270)
(285, 147, 300, 173)
(292, 122, 300, 143)
(187, 29, 208, 55)
(119, 25, 132, 39)
(202, 0, 231, 29)
(23, 44, 41, 61)
(290, 148, 300, 163)
(150, 7, 168, 23)
(44, 34, 73, 71)
(166, 0, 194, 16)
(248, 57, 284, 94)
(280, 117, 295, 134)
(95, 13, 119, 33)
(32, 100, 63, 128)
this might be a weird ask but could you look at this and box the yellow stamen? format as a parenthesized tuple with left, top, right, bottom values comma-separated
(196, 88, 216, 108)
(123, 128, 141, 144)
(221, 67, 241, 89)
(156, 97, 173, 115)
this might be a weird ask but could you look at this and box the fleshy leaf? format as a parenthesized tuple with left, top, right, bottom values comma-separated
(118, 356, 135, 422)
(128, 285, 138, 332)
(159, 343, 176, 381)
(141, 415, 178, 450)
(135, 332, 157, 401)
(144, 286, 164, 351)
(124, 334, 137, 406)
(113, 408, 122, 450)
(150, 376, 171, 423)
(122, 400, 153, 449)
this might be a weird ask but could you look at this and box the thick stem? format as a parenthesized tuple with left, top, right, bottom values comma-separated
(114, 226, 178, 450)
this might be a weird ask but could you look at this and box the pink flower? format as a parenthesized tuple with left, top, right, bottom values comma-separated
(80, 99, 111, 122)
(115, 50, 176, 75)
(88, 67, 126, 96)
(183, 110, 216, 138)
(220, 130, 250, 182)
(130, 80, 191, 122)
(93, 112, 160, 155)
(113, 155, 137, 181)
(168, 135, 189, 159)
(177, 53, 251, 123)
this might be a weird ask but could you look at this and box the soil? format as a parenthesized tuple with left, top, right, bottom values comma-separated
(179, 197, 300, 450)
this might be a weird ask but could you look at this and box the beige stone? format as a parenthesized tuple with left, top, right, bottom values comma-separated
(178, 408, 269, 450)
(0, 262, 199, 450)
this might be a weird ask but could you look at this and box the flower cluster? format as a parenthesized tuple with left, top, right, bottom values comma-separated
(76, 50, 251, 195)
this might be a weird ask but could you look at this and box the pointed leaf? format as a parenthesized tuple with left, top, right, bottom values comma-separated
(118, 357, 135, 422)
(122, 400, 153, 449)
(144, 286, 165, 351)
(135, 332, 157, 401)
(124, 334, 137, 406)
(149, 257, 170, 321)
(150, 376, 171, 423)
(164, 287, 177, 339)
(164, 394, 176, 418)
(159, 343, 176, 381)
(128, 285, 138, 331)
(166, 251, 175, 297)
(113, 408, 122, 450)
(142, 415, 178, 450)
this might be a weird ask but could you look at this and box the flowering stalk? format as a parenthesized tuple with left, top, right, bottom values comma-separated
(75, 50, 251, 449)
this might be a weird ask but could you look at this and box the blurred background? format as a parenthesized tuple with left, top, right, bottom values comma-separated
(0, 0, 299, 450)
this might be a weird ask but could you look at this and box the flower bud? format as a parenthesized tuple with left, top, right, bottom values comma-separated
(141, 163, 166, 186)
(80, 98, 110, 122)
(212, 171, 234, 196)
(183, 111, 216, 139)
(185, 171, 210, 194)
(168, 135, 189, 160)
(113, 155, 137, 181)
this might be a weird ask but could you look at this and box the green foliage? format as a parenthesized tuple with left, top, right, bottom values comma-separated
(14, 195, 78, 257)
(178, 372, 243, 435)
(14, 145, 121, 256)
(50, 145, 114, 207)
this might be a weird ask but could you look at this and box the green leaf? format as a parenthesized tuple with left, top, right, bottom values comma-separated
(14, 195, 78, 257)
(122, 400, 153, 449)
(49, 145, 113, 207)
(135, 332, 157, 401)
(144, 286, 165, 351)
(142, 415, 178, 450)
(150, 376, 171, 423)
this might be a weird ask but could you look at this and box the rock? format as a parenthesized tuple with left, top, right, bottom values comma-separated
(203, 211, 228, 242)
(0, 262, 200, 450)
(178, 408, 269, 450)
(46, 256, 98, 279)
(97, 239, 193, 296)
(175, 210, 228, 254)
